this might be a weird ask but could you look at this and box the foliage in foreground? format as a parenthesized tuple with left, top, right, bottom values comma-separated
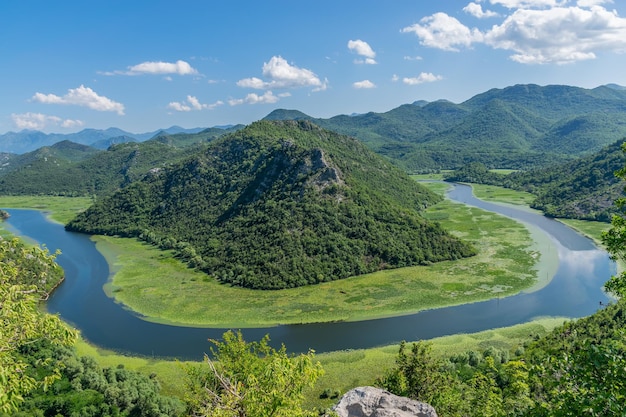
(378, 298, 626, 416)
(0, 237, 76, 413)
(183, 330, 323, 417)
(0, 236, 183, 416)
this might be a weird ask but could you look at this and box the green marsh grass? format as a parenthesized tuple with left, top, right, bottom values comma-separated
(94, 185, 551, 327)
(0, 195, 92, 224)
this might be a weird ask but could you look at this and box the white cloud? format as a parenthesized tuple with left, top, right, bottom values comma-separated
(228, 91, 281, 106)
(102, 60, 199, 76)
(403, 55, 423, 61)
(237, 56, 324, 90)
(403, 73, 443, 85)
(392, 74, 400, 82)
(11, 112, 84, 130)
(488, 0, 565, 8)
(32, 85, 125, 115)
(405, 4, 626, 64)
(464, 2, 500, 18)
(577, 0, 612, 6)
(402, 12, 483, 51)
(348, 39, 377, 64)
(353, 80, 376, 89)
(168, 95, 223, 112)
(484, 6, 626, 64)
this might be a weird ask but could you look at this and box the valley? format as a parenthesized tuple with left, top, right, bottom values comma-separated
(2, 83, 625, 416)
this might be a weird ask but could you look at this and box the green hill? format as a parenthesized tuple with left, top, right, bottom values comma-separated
(446, 139, 626, 221)
(0, 128, 233, 197)
(67, 120, 475, 290)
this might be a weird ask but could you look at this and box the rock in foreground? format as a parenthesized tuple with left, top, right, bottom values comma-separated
(333, 386, 437, 417)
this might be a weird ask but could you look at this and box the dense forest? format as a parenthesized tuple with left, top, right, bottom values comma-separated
(67, 120, 475, 290)
(445, 139, 626, 221)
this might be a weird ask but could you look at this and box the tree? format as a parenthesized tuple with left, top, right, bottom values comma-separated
(0, 237, 77, 413)
(183, 330, 323, 417)
(601, 142, 626, 298)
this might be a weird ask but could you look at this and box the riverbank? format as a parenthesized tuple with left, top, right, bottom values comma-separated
(73, 316, 568, 409)
(90, 183, 559, 328)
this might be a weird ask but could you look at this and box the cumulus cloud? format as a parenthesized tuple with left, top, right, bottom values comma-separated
(11, 112, 84, 130)
(32, 85, 125, 115)
(228, 91, 282, 106)
(484, 6, 626, 64)
(348, 39, 377, 64)
(405, 3, 626, 64)
(167, 95, 223, 112)
(102, 60, 199, 76)
(402, 12, 483, 51)
(489, 0, 565, 8)
(403, 73, 443, 85)
(353, 80, 376, 89)
(464, 2, 500, 18)
(237, 56, 325, 91)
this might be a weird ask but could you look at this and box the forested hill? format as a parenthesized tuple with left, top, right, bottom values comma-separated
(0, 129, 232, 197)
(446, 139, 626, 221)
(67, 120, 475, 290)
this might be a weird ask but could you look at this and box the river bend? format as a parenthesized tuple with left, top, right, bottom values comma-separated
(3, 183, 614, 359)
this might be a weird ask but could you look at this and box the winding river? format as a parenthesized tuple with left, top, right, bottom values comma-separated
(3, 183, 615, 360)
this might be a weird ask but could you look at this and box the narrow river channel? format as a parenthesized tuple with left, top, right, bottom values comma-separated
(3, 183, 615, 360)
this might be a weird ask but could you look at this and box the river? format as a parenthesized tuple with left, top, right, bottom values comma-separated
(2, 183, 614, 360)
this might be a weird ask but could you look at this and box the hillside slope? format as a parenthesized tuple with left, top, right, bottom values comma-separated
(445, 139, 626, 221)
(67, 120, 475, 289)
(266, 84, 626, 171)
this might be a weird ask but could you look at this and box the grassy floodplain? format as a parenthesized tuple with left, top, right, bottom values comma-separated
(0, 185, 595, 329)
(0, 195, 92, 224)
(91, 180, 554, 328)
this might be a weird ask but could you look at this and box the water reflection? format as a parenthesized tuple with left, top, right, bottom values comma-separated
(2, 184, 615, 359)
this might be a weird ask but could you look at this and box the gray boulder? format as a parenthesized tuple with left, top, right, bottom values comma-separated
(332, 386, 437, 417)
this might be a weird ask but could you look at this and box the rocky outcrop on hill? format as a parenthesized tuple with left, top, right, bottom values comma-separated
(332, 386, 438, 417)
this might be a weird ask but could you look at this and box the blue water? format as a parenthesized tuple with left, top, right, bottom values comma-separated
(3, 183, 614, 360)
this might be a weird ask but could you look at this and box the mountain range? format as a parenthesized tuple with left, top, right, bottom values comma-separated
(0, 125, 211, 154)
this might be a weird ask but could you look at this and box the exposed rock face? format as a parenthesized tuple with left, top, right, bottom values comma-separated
(333, 386, 438, 417)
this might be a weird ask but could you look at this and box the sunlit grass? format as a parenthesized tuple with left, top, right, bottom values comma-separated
(0, 196, 92, 224)
(308, 317, 566, 409)
(95, 187, 552, 327)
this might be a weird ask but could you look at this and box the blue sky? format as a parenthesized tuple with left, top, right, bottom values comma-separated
(2, 0, 626, 134)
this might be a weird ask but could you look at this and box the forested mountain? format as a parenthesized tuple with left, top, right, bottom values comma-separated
(0, 140, 101, 175)
(0, 127, 237, 197)
(265, 84, 626, 171)
(67, 120, 475, 290)
(4, 84, 625, 170)
(446, 139, 626, 221)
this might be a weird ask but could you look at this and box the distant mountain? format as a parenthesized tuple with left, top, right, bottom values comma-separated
(0, 128, 231, 196)
(67, 120, 475, 290)
(90, 135, 137, 150)
(0, 140, 101, 175)
(0, 126, 217, 154)
(264, 84, 626, 171)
